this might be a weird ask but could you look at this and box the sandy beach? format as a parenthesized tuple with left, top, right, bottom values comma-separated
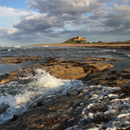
(33, 43, 130, 49)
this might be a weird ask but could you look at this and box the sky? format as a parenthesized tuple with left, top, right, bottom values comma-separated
(0, 0, 130, 45)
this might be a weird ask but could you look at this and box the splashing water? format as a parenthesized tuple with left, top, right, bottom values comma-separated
(0, 69, 83, 124)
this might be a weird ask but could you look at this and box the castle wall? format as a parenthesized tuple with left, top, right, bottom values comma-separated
(81, 37, 87, 41)
(67, 36, 87, 42)
(77, 36, 81, 40)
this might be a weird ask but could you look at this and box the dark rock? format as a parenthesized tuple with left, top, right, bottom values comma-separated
(11, 115, 18, 122)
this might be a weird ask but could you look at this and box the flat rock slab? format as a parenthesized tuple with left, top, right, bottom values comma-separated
(0, 58, 114, 84)
(32, 59, 114, 80)
(0, 58, 130, 130)
(2, 56, 44, 64)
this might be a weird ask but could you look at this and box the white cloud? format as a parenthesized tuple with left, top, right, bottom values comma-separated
(26, 0, 103, 15)
(118, 0, 130, 4)
(0, 6, 40, 27)
(70, 0, 89, 7)
(1, 0, 130, 45)
(114, 3, 130, 12)
(13, 14, 65, 32)
(7, 28, 18, 35)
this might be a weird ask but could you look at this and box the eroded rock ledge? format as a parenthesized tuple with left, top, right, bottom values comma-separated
(1, 56, 44, 64)
(0, 57, 130, 91)
(0, 58, 115, 84)
(0, 57, 130, 87)
(0, 57, 130, 130)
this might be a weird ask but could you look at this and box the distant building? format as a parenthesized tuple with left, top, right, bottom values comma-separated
(125, 40, 130, 42)
(67, 36, 87, 43)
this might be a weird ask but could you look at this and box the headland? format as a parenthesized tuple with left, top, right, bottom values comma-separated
(33, 35, 130, 49)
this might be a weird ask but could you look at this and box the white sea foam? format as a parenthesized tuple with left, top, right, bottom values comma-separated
(66, 85, 130, 130)
(0, 69, 130, 128)
(127, 54, 130, 57)
(101, 49, 116, 53)
(0, 69, 83, 124)
(7, 49, 11, 52)
(14, 46, 20, 48)
(23, 47, 33, 49)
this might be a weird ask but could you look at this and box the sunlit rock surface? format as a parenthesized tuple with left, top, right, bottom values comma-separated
(0, 57, 130, 130)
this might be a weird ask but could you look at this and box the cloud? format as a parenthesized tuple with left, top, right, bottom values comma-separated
(1, 0, 130, 45)
(114, 3, 130, 12)
(13, 14, 64, 32)
(0, 6, 39, 27)
(89, 10, 108, 20)
(0, 6, 33, 17)
(13, 0, 106, 33)
(97, 0, 112, 3)
(26, 0, 104, 15)
(103, 2, 130, 35)
(118, 0, 130, 4)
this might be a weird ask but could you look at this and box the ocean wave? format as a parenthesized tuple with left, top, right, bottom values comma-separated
(0, 69, 83, 124)
(14, 46, 21, 48)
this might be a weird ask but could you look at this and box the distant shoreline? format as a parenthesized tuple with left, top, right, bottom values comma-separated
(33, 43, 130, 49)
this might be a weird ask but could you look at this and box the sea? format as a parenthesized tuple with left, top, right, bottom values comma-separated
(0, 45, 130, 128)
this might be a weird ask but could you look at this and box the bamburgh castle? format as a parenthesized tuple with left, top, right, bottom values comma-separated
(67, 36, 87, 43)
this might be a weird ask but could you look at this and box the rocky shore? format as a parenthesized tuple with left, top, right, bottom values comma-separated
(0, 57, 130, 129)
(0, 57, 117, 84)
(2, 56, 44, 64)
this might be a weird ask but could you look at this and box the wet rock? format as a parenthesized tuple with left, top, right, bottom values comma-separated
(83, 70, 130, 88)
(10, 115, 18, 122)
(0, 76, 18, 84)
(0, 71, 130, 130)
(0, 58, 115, 84)
(2, 56, 43, 64)
(83, 62, 114, 72)
(0, 103, 10, 114)
(19, 52, 23, 54)
(0, 57, 130, 130)
(122, 74, 130, 79)
(82, 58, 118, 61)
(44, 65, 87, 79)
(35, 59, 115, 80)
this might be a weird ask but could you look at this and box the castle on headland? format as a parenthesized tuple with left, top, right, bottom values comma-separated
(66, 36, 87, 43)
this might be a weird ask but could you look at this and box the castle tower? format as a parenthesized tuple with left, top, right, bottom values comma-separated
(77, 36, 81, 40)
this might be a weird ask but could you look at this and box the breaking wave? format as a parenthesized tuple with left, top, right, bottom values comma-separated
(0, 69, 83, 124)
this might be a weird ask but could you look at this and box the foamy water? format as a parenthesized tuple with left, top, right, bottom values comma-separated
(0, 45, 130, 59)
(0, 69, 130, 129)
(0, 69, 83, 124)
(66, 85, 130, 130)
